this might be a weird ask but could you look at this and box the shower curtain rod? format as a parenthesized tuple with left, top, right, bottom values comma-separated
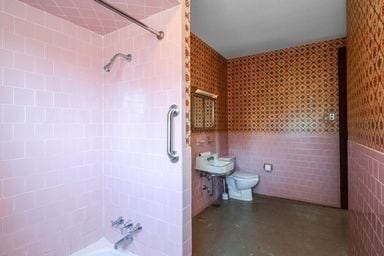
(94, 0, 164, 40)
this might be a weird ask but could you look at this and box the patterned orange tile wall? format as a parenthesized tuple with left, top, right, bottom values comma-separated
(191, 33, 228, 132)
(347, 1, 384, 256)
(190, 33, 228, 216)
(228, 39, 345, 134)
(347, 0, 384, 153)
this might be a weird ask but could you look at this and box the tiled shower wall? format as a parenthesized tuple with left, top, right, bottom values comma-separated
(347, 0, 384, 255)
(102, 6, 187, 256)
(227, 39, 345, 207)
(190, 34, 228, 216)
(0, 1, 104, 255)
(0, 1, 189, 256)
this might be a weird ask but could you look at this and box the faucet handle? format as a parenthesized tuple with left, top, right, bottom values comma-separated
(120, 220, 133, 234)
(130, 223, 142, 234)
(111, 216, 124, 227)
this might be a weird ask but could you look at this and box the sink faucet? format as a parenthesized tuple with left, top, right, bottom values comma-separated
(207, 156, 214, 161)
(114, 223, 142, 250)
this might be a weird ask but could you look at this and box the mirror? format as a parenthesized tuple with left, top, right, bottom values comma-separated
(192, 90, 216, 130)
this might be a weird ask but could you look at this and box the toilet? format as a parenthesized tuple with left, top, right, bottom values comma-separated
(226, 171, 259, 201)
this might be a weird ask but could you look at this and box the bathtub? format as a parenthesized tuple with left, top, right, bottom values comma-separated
(71, 238, 137, 256)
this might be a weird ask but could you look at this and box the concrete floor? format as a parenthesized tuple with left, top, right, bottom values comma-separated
(192, 195, 348, 256)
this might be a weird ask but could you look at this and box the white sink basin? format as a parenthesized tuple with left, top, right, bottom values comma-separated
(195, 152, 235, 176)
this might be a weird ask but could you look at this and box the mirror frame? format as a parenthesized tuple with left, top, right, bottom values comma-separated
(191, 92, 217, 131)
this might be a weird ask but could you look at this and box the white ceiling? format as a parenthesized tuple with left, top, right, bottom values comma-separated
(191, 0, 346, 59)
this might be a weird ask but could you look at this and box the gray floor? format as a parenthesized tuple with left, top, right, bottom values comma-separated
(192, 195, 348, 256)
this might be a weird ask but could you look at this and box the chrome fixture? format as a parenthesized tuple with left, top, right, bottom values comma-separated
(119, 220, 133, 234)
(94, 0, 164, 40)
(111, 217, 143, 250)
(114, 222, 142, 250)
(167, 105, 180, 163)
(111, 216, 124, 227)
(104, 53, 132, 72)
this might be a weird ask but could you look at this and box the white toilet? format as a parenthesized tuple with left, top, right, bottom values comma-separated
(226, 171, 259, 201)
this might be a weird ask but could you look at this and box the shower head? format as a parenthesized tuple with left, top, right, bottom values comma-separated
(104, 62, 113, 72)
(104, 53, 132, 72)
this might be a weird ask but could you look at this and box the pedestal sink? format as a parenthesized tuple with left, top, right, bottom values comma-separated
(195, 152, 235, 176)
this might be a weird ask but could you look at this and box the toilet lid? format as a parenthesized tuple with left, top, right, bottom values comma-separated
(232, 171, 258, 179)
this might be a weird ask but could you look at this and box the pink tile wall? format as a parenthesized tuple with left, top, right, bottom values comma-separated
(102, 5, 188, 256)
(229, 132, 340, 207)
(0, 1, 104, 255)
(18, 0, 179, 35)
(191, 131, 227, 216)
(348, 141, 384, 256)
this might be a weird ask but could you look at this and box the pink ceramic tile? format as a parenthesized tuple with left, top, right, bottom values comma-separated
(25, 3, 44, 25)
(14, 192, 35, 212)
(0, 87, 13, 104)
(3, 213, 26, 234)
(0, 198, 14, 218)
(3, 31, 25, 52)
(0, 49, 14, 67)
(24, 38, 45, 57)
(0, 1, 187, 256)
(102, 6, 186, 255)
(2, 105, 25, 123)
(349, 141, 384, 256)
(14, 17, 35, 38)
(14, 53, 35, 72)
(19, 0, 179, 35)
(0, 12, 15, 32)
(2, 177, 26, 197)
(191, 131, 228, 216)
(4, 0, 25, 18)
(34, 24, 53, 43)
(0, 1, 103, 255)
(228, 132, 341, 207)
(3, 68, 25, 87)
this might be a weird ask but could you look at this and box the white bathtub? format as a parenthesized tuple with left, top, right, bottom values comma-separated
(71, 238, 137, 256)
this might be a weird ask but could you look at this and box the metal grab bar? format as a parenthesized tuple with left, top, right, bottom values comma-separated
(94, 0, 164, 40)
(167, 105, 179, 163)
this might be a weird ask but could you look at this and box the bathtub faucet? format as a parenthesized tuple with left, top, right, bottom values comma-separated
(114, 223, 143, 250)
(111, 216, 124, 227)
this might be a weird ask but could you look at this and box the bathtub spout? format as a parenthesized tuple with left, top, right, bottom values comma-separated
(114, 222, 142, 250)
(114, 235, 133, 250)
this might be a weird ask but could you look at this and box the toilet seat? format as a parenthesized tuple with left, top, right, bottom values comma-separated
(232, 171, 258, 179)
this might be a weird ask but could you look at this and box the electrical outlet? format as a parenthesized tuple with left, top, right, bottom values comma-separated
(264, 163, 273, 172)
(329, 113, 335, 121)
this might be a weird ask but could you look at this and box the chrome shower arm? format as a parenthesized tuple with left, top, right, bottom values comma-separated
(109, 53, 131, 65)
(104, 53, 132, 72)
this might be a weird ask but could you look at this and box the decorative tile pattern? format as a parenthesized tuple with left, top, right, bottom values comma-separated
(183, 1, 192, 253)
(190, 33, 228, 215)
(348, 141, 384, 256)
(185, 0, 191, 146)
(228, 39, 345, 134)
(18, 0, 179, 35)
(347, 0, 384, 153)
(191, 33, 228, 132)
(192, 96, 204, 127)
(347, 1, 384, 256)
